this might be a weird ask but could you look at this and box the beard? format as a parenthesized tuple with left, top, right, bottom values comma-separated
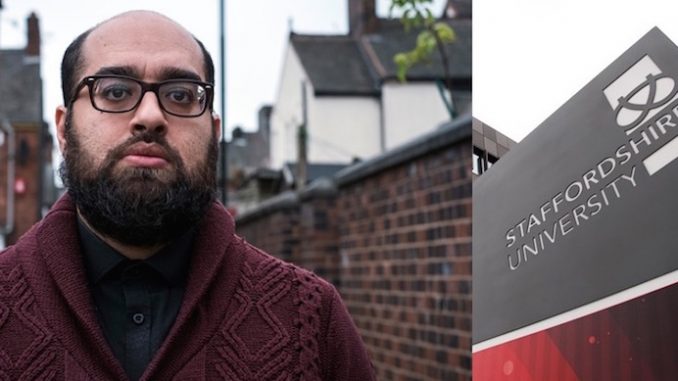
(60, 113, 218, 247)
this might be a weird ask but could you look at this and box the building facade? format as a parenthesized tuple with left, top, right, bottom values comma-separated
(0, 12, 55, 246)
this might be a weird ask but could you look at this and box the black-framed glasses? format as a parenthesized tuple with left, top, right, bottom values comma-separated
(70, 75, 214, 118)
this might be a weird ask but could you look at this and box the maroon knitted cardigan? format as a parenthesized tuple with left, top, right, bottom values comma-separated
(0, 195, 375, 380)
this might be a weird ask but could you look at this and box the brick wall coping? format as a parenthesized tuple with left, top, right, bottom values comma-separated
(235, 113, 470, 224)
(334, 113, 471, 187)
(298, 177, 337, 201)
(235, 190, 298, 224)
(235, 176, 339, 225)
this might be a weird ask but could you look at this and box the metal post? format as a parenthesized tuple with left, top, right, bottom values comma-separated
(219, 0, 228, 205)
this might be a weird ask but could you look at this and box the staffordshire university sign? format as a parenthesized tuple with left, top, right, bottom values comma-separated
(473, 28, 678, 380)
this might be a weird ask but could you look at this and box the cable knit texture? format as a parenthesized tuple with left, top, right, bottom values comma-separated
(0, 195, 374, 381)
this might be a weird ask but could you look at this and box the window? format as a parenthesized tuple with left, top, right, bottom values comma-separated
(473, 147, 499, 175)
(473, 146, 487, 175)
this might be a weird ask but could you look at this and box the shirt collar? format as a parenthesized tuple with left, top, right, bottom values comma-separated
(78, 218, 195, 285)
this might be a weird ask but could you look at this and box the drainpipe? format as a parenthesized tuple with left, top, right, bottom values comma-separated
(297, 81, 308, 189)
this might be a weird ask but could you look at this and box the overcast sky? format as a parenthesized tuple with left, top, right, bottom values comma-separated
(474, 0, 678, 142)
(7, 1, 678, 145)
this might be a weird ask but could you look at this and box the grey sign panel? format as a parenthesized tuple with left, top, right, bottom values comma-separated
(474, 28, 678, 344)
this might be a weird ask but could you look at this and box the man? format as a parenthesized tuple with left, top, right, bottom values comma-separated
(0, 11, 374, 381)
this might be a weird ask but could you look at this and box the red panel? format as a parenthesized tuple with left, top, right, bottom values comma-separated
(474, 282, 678, 380)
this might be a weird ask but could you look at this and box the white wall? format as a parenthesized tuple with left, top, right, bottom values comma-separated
(271, 45, 307, 169)
(271, 45, 382, 167)
(308, 96, 381, 163)
(382, 82, 450, 149)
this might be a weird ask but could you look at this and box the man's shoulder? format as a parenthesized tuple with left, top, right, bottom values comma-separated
(0, 241, 20, 267)
(0, 222, 40, 266)
(1, 195, 75, 252)
(234, 237, 336, 295)
(0, 229, 36, 282)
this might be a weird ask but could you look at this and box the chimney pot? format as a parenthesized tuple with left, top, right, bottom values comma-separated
(348, 0, 378, 36)
(26, 12, 40, 56)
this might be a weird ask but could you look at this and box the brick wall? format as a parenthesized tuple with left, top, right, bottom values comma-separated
(298, 185, 341, 286)
(236, 193, 301, 264)
(237, 181, 342, 287)
(336, 134, 471, 381)
(236, 117, 471, 380)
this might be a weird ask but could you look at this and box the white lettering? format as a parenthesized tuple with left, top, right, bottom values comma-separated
(527, 214, 541, 234)
(539, 200, 552, 223)
(508, 250, 521, 270)
(582, 169, 598, 190)
(559, 214, 573, 236)
(587, 193, 602, 217)
(565, 181, 583, 202)
(597, 157, 616, 179)
(616, 144, 632, 165)
(621, 165, 638, 188)
(516, 219, 527, 237)
(572, 204, 588, 226)
(506, 228, 516, 248)
(654, 113, 675, 134)
(543, 223, 558, 244)
(629, 131, 652, 154)
(552, 192, 564, 213)
(522, 237, 539, 256)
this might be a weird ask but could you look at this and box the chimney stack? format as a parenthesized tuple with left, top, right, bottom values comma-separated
(26, 12, 40, 56)
(348, 0, 379, 36)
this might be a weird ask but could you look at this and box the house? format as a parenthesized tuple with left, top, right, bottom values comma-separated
(0, 12, 55, 245)
(270, 0, 471, 168)
(227, 105, 272, 179)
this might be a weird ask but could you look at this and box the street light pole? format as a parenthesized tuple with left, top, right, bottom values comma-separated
(219, 0, 228, 205)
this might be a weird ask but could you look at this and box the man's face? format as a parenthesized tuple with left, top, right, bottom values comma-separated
(56, 12, 221, 246)
(57, 12, 219, 183)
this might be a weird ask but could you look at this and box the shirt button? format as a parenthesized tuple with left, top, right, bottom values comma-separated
(132, 313, 145, 325)
(127, 266, 142, 278)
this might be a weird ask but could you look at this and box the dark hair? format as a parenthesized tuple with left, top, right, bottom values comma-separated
(60, 27, 216, 109)
(60, 28, 92, 107)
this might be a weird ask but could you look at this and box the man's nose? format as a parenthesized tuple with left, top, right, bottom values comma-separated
(129, 91, 168, 135)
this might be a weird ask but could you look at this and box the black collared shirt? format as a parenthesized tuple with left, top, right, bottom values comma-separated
(78, 220, 194, 381)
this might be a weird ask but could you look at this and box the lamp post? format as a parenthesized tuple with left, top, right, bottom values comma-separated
(219, 0, 228, 205)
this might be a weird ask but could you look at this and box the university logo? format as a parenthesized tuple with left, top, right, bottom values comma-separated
(603, 55, 678, 134)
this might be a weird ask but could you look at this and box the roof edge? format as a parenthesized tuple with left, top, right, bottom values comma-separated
(235, 191, 299, 224)
(313, 89, 381, 97)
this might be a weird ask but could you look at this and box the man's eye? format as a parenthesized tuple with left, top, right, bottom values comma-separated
(100, 85, 133, 101)
(165, 88, 195, 104)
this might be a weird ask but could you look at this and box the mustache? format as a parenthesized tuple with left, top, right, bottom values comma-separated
(104, 130, 184, 170)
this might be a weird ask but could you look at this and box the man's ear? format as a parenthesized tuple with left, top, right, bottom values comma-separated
(212, 111, 222, 141)
(55, 106, 68, 153)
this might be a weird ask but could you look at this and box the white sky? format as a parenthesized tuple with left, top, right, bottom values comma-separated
(8, 1, 675, 146)
(474, 0, 678, 142)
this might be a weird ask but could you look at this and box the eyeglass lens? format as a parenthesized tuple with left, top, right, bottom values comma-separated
(91, 77, 208, 116)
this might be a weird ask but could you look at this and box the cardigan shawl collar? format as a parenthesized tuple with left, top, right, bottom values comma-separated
(16, 194, 242, 380)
